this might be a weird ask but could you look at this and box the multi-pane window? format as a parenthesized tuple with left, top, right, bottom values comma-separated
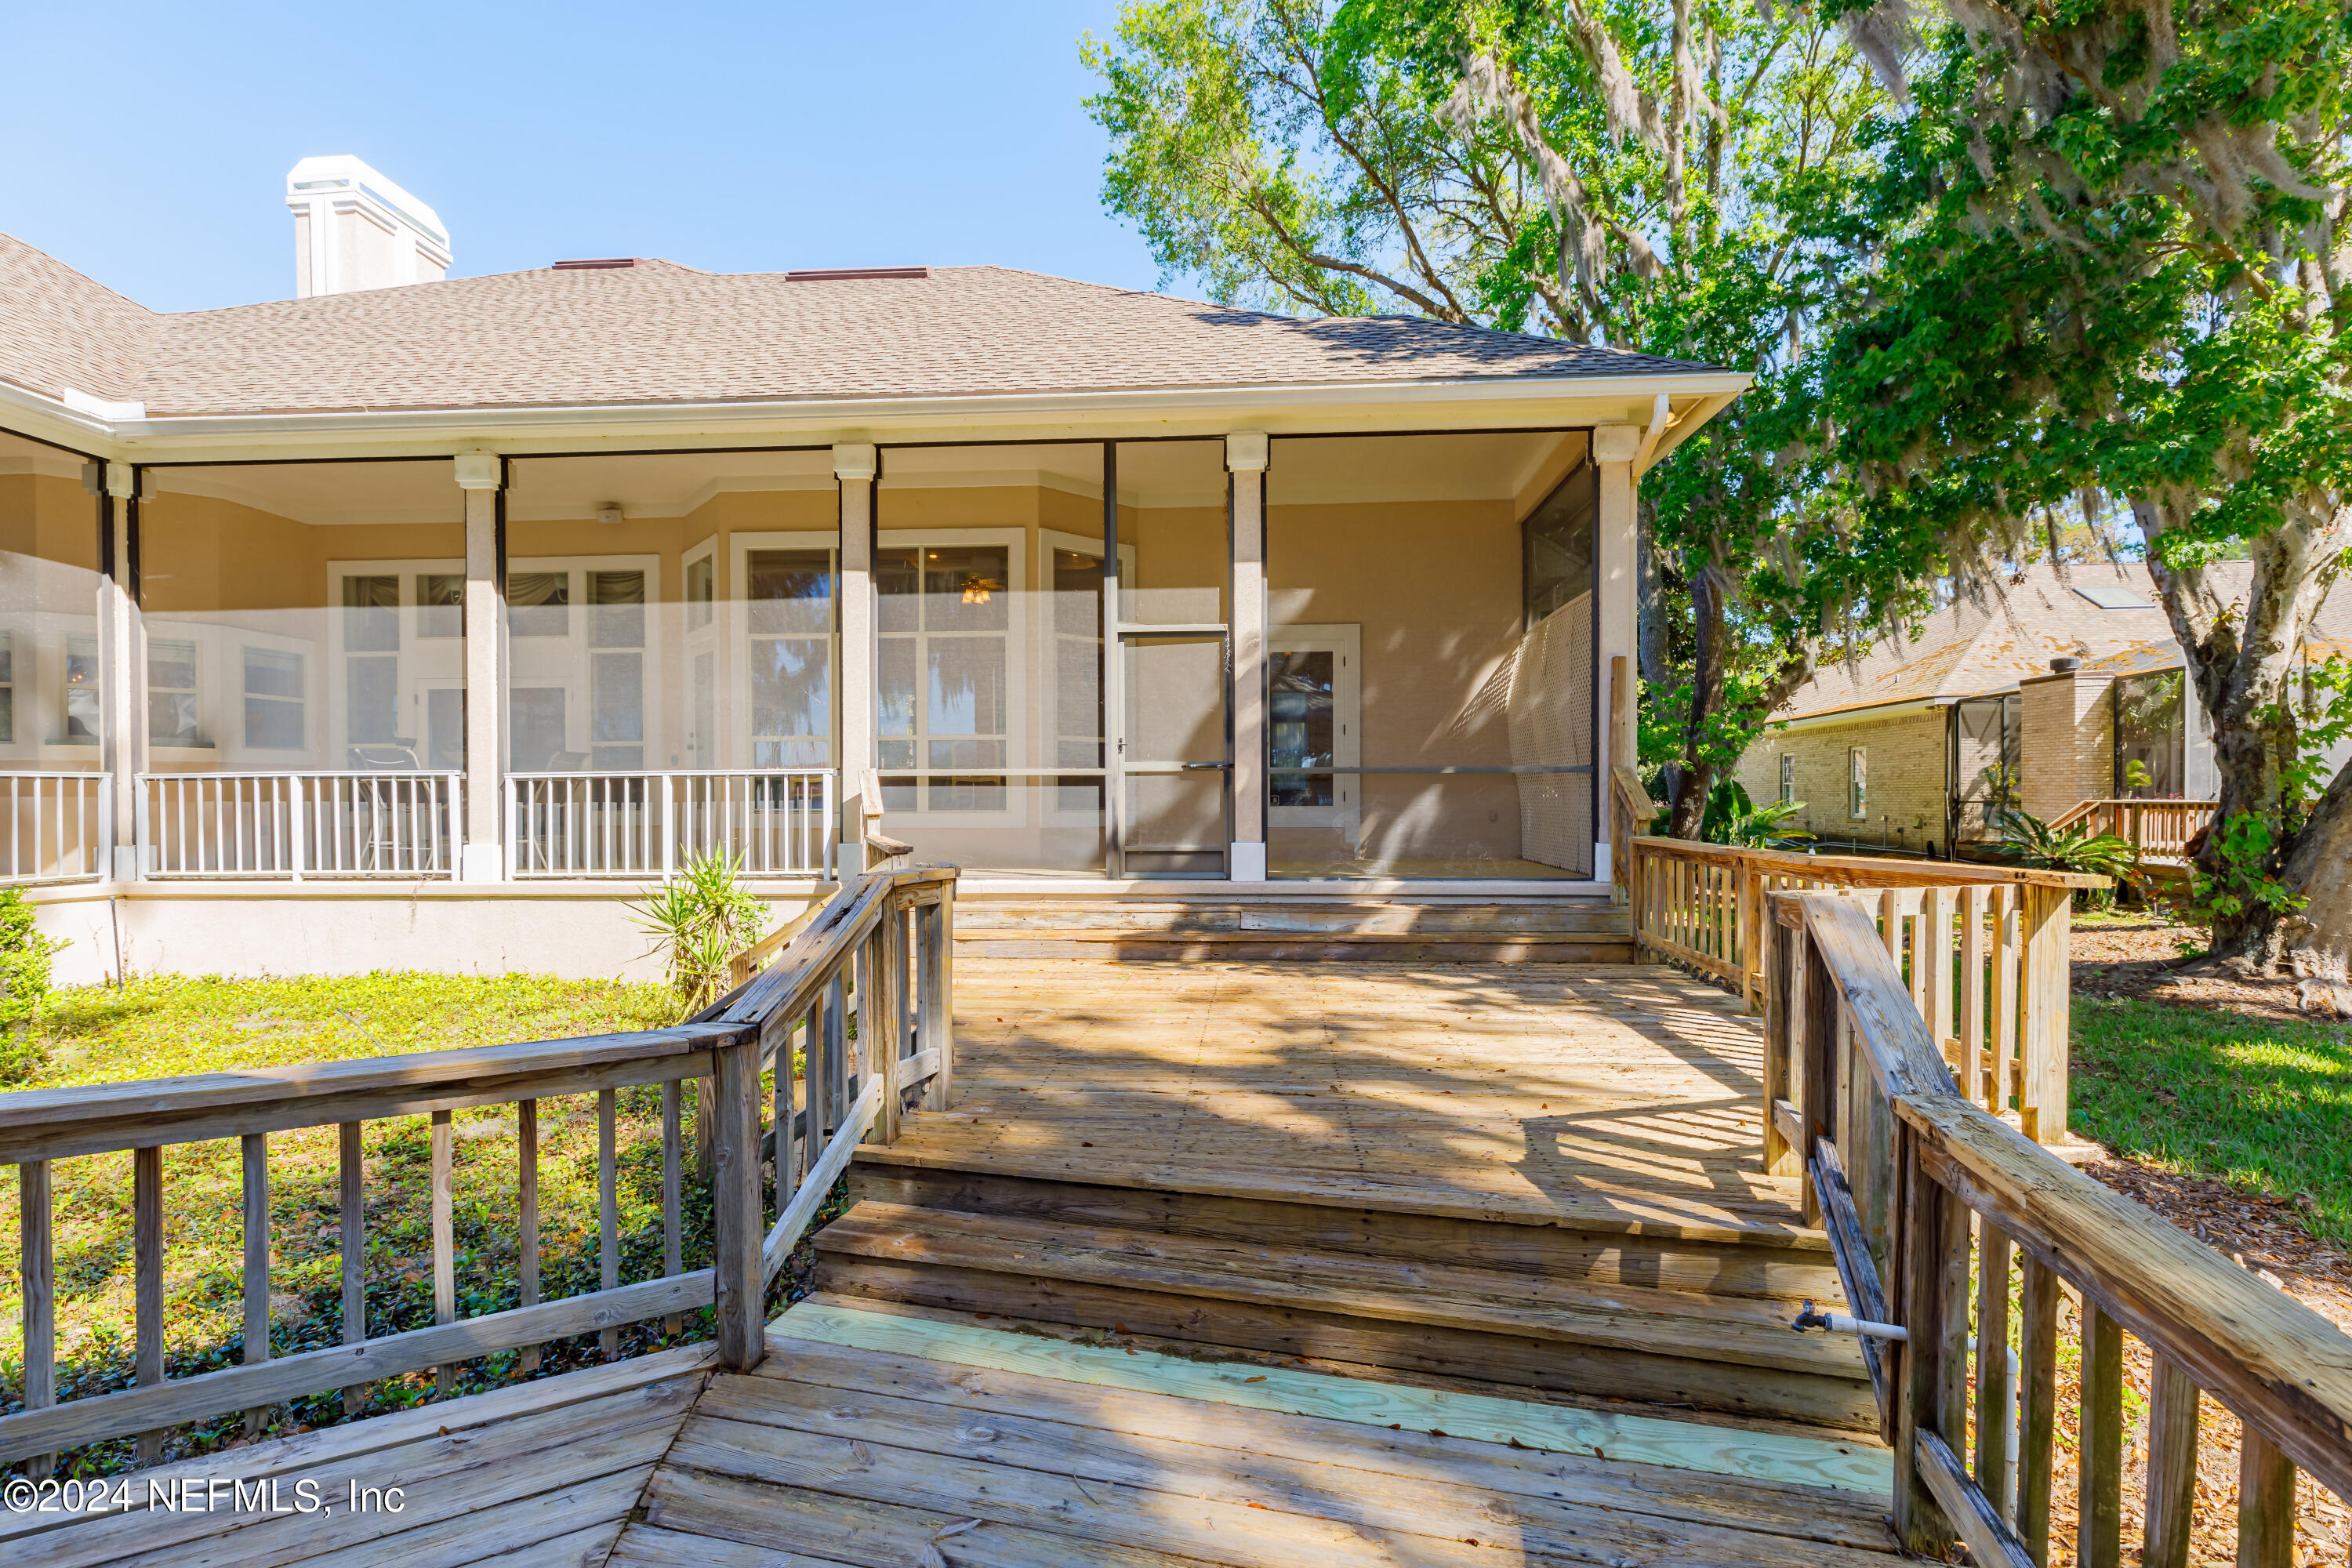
(1051, 547, 1102, 812)
(686, 555, 714, 632)
(879, 544, 1009, 811)
(589, 569, 645, 769)
(1780, 753, 1796, 804)
(244, 648, 305, 750)
(0, 632, 12, 744)
(64, 634, 99, 743)
(416, 575, 464, 639)
(1848, 748, 1868, 819)
(746, 549, 833, 768)
(1269, 651, 1336, 808)
(507, 572, 569, 637)
(343, 575, 401, 745)
(149, 638, 202, 748)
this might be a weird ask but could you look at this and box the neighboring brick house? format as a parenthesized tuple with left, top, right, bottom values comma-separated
(1732, 562, 2352, 857)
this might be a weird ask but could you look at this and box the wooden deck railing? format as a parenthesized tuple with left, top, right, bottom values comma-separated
(2049, 797, 2217, 860)
(1631, 837, 2102, 1148)
(0, 862, 958, 1477)
(1767, 888, 2351, 1565)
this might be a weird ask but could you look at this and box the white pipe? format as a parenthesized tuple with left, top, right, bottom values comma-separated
(1799, 1306, 2020, 1506)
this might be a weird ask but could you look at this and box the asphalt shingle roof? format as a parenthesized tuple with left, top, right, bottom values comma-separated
(1783, 561, 2352, 721)
(0, 235, 1719, 418)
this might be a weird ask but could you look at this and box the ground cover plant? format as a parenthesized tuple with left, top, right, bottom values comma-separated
(0, 970, 836, 1476)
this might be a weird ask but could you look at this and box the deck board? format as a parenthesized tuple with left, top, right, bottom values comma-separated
(861, 957, 1808, 1241)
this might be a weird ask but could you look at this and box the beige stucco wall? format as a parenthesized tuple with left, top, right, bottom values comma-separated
(2019, 670, 2114, 821)
(1736, 707, 1951, 854)
(30, 883, 829, 987)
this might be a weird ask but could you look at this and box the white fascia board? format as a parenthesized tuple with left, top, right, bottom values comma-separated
(1767, 696, 1952, 735)
(0, 380, 124, 457)
(90, 369, 1755, 463)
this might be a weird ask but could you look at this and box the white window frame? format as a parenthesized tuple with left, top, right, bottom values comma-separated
(728, 531, 836, 773)
(1780, 752, 1796, 804)
(681, 534, 720, 769)
(239, 644, 309, 755)
(1268, 623, 1361, 835)
(876, 526, 1028, 821)
(1849, 746, 1868, 820)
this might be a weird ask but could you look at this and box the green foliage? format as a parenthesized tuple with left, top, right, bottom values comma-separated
(1800, 0, 2352, 942)
(1698, 779, 1816, 851)
(1081, 0, 1931, 815)
(0, 884, 67, 1045)
(1984, 809, 2140, 886)
(2189, 811, 2307, 927)
(2073, 996, 2352, 1247)
(630, 851, 771, 1011)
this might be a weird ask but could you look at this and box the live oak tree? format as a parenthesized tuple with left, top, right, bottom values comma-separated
(1813, 0, 2351, 961)
(1081, 0, 1911, 836)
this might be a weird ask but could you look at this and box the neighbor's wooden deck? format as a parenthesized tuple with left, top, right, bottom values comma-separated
(867, 955, 1808, 1243)
(11, 957, 1883, 1568)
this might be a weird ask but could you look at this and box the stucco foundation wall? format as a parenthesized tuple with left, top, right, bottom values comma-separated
(29, 886, 828, 988)
(1735, 708, 1952, 855)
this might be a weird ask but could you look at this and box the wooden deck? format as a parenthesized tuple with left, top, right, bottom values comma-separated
(13, 957, 1899, 1566)
(869, 955, 1810, 1242)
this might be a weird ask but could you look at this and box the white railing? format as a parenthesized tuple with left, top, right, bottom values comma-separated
(2, 773, 109, 885)
(506, 770, 836, 879)
(138, 772, 463, 879)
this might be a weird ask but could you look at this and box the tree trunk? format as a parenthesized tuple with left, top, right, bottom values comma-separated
(1666, 568, 1728, 838)
(2140, 501, 2347, 966)
(2278, 760, 2352, 967)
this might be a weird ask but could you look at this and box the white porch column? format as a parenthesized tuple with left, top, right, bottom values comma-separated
(1225, 431, 1269, 883)
(454, 452, 505, 881)
(1592, 424, 1642, 884)
(98, 463, 143, 882)
(834, 443, 877, 868)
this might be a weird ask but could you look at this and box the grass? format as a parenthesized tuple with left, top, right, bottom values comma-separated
(2071, 996, 2352, 1247)
(0, 971, 840, 1477)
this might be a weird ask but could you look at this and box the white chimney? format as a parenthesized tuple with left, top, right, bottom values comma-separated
(286, 156, 452, 298)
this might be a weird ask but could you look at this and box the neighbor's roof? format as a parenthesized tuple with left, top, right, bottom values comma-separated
(0, 234, 1723, 419)
(1777, 561, 2352, 724)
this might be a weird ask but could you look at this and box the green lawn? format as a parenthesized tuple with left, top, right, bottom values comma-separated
(2071, 997, 2352, 1247)
(0, 971, 839, 1476)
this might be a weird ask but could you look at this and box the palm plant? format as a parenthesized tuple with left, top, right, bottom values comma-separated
(1984, 808, 2140, 893)
(630, 851, 771, 1013)
(1698, 779, 1817, 851)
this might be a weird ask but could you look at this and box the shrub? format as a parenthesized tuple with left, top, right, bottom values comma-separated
(1984, 808, 2139, 897)
(1, 884, 67, 1080)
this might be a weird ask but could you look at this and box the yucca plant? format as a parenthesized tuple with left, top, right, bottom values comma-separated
(630, 851, 771, 1013)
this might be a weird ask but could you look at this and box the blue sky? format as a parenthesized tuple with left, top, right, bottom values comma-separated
(4, 0, 1175, 314)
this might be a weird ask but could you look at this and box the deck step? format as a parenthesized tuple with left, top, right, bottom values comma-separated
(952, 898, 1631, 935)
(950, 897, 1632, 961)
(958, 929, 1636, 962)
(848, 1164, 1839, 1298)
(814, 1200, 1877, 1432)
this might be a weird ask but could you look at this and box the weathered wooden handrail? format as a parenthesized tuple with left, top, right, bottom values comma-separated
(1608, 763, 1657, 905)
(1769, 889, 2352, 1565)
(2047, 797, 2216, 858)
(1635, 837, 2100, 1149)
(2, 862, 959, 1476)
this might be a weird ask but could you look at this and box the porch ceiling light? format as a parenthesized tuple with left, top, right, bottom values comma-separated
(597, 503, 624, 527)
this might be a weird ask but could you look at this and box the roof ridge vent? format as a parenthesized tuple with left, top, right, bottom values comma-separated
(553, 257, 637, 270)
(786, 266, 928, 281)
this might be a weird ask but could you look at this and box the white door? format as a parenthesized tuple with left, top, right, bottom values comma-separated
(1269, 624, 1359, 840)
